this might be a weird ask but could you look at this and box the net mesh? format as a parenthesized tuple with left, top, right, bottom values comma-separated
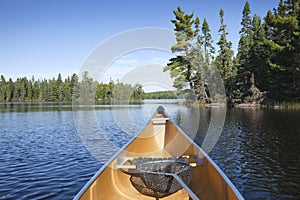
(126, 157, 192, 198)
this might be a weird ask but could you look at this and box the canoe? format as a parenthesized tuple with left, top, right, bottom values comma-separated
(74, 106, 244, 200)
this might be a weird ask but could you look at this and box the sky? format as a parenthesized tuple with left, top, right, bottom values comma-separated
(0, 0, 280, 85)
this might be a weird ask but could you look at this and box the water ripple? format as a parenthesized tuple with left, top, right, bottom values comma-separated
(0, 105, 300, 199)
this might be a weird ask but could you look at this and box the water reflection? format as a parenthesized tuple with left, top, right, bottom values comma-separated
(0, 101, 143, 113)
(206, 108, 300, 199)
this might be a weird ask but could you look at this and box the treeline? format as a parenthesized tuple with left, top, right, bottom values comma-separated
(144, 91, 180, 99)
(165, 0, 300, 104)
(0, 72, 145, 102)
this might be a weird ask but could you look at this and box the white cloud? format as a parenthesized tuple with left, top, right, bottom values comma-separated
(114, 58, 139, 66)
(89, 49, 175, 88)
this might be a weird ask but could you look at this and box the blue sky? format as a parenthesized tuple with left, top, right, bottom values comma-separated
(0, 0, 279, 81)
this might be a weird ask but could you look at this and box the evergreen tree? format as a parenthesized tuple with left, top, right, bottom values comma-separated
(263, 0, 300, 100)
(164, 7, 196, 92)
(202, 18, 215, 60)
(32, 80, 40, 101)
(27, 80, 33, 101)
(79, 71, 95, 101)
(5, 78, 14, 101)
(0, 75, 6, 101)
(194, 16, 202, 47)
(248, 14, 270, 90)
(235, 0, 254, 101)
(49, 78, 57, 101)
(190, 26, 209, 102)
(0, 73, 145, 102)
(216, 9, 235, 101)
(56, 73, 64, 101)
(63, 77, 72, 101)
(165, 7, 220, 102)
(13, 78, 20, 101)
(40, 79, 49, 101)
(71, 73, 80, 100)
(20, 78, 27, 101)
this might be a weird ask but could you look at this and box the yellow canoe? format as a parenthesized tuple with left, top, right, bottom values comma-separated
(74, 106, 244, 200)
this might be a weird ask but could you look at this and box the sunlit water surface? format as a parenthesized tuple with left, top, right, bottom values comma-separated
(0, 101, 299, 199)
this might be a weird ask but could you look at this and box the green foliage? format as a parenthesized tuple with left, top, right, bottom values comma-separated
(260, 0, 300, 101)
(144, 91, 181, 99)
(215, 8, 235, 101)
(165, 7, 196, 92)
(0, 75, 6, 101)
(233, 0, 300, 103)
(235, 0, 254, 97)
(165, 6, 214, 103)
(0, 72, 145, 102)
(78, 71, 95, 101)
(171, 7, 195, 53)
(165, 1, 300, 105)
(131, 84, 145, 100)
(202, 18, 215, 59)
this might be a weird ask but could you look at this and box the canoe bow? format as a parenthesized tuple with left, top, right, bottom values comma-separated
(74, 106, 244, 200)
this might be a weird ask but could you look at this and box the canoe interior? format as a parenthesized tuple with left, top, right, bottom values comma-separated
(76, 108, 243, 200)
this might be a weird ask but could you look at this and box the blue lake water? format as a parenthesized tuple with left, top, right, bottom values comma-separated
(0, 101, 299, 199)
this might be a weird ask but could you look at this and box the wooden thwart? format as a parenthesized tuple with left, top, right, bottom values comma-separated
(116, 155, 202, 170)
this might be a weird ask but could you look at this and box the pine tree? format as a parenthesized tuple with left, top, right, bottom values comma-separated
(57, 73, 64, 101)
(20, 78, 27, 101)
(5, 78, 14, 101)
(63, 77, 72, 101)
(263, 0, 300, 100)
(13, 78, 20, 101)
(216, 9, 235, 101)
(79, 71, 95, 101)
(32, 79, 40, 101)
(248, 14, 270, 90)
(164, 7, 196, 93)
(40, 79, 49, 101)
(165, 7, 215, 102)
(71, 73, 80, 100)
(235, 0, 253, 101)
(0, 75, 6, 101)
(27, 80, 33, 101)
(202, 18, 215, 61)
(49, 78, 57, 101)
(190, 18, 210, 102)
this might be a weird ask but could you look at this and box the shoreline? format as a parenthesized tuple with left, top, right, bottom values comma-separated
(1, 100, 300, 110)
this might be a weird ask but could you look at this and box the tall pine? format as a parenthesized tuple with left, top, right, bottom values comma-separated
(202, 18, 215, 61)
(164, 7, 196, 99)
(216, 9, 235, 101)
(235, 1, 254, 101)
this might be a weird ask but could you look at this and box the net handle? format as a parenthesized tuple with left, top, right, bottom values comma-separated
(171, 173, 200, 200)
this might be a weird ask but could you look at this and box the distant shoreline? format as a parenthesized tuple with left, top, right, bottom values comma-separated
(1, 99, 300, 110)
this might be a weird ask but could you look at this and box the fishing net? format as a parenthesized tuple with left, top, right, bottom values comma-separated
(125, 157, 192, 199)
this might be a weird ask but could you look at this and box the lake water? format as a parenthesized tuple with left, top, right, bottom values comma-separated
(0, 101, 299, 199)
